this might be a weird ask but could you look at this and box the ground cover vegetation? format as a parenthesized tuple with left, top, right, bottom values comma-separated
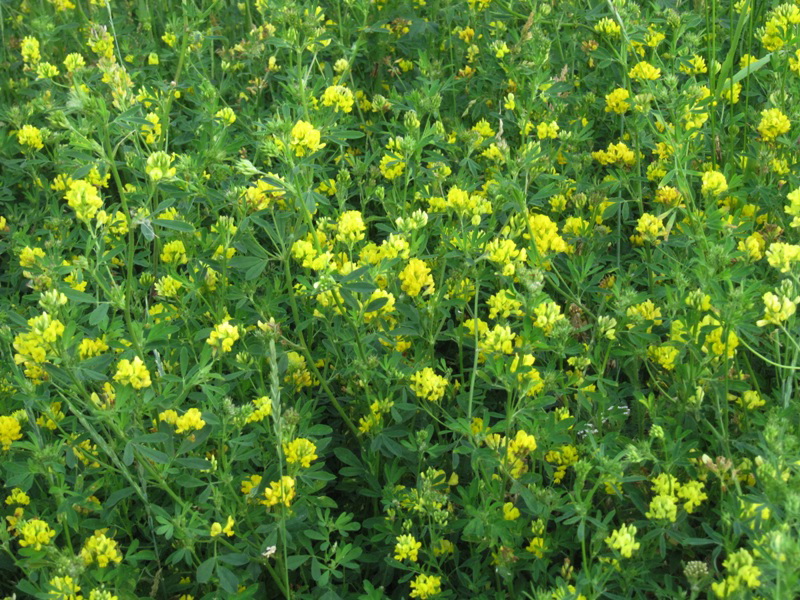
(1, 0, 800, 597)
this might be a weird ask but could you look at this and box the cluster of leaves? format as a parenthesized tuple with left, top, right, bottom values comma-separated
(1, 0, 800, 598)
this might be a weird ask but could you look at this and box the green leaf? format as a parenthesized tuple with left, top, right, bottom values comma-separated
(217, 565, 239, 593)
(286, 554, 311, 570)
(197, 557, 215, 584)
(135, 444, 170, 464)
(363, 295, 388, 313)
(152, 219, 196, 233)
(175, 457, 212, 470)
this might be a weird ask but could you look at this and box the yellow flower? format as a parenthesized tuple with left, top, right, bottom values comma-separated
(399, 258, 435, 297)
(64, 52, 86, 72)
(263, 476, 296, 507)
(536, 121, 559, 139)
(766, 242, 800, 273)
(634, 213, 667, 244)
(394, 534, 422, 562)
(207, 321, 240, 353)
(113, 357, 152, 389)
(283, 438, 318, 468)
(146, 151, 177, 181)
(701, 170, 728, 196)
(594, 17, 621, 36)
(486, 238, 526, 276)
(321, 85, 354, 113)
(645, 494, 678, 522)
(17, 125, 44, 151)
(410, 367, 448, 402)
(19, 518, 56, 550)
(677, 480, 707, 513)
(409, 573, 442, 599)
(757, 291, 797, 326)
(290, 120, 325, 157)
(64, 180, 103, 221)
(605, 88, 630, 114)
(335, 210, 366, 243)
(592, 141, 636, 166)
(160, 240, 189, 264)
(533, 301, 566, 336)
(5, 488, 30, 506)
(605, 523, 640, 557)
(246, 396, 273, 423)
(0, 415, 23, 451)
(757, 108, 790, 141)
(503, 502, 520, 520)
(173, 408, 205, 434)
(80, 531, 123, 567)
(628, 61, 661, 80)
(21, 37, 41, 64)
(379, 153, 406, 179)
(211, 516, 235, 537)
(215, 107, 237, 126)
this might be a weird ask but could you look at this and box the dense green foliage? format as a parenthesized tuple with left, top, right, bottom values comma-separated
(2, 0, 800, 598)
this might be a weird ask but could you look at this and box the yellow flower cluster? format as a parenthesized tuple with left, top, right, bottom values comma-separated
(21, 36, 41, 64)
(626, 300, 662, 332)
(335, 210, 366, 244)
(711, 548, 761, 598)
(80, 531, 123, 567)
(210, 516, 235, 537)
(525, 213, 570, 258)
(242, 175, 286, 211)
(113, 356, 152, 389)
(245, 396, 273, 423)
(544, 444, 578, 483)
(19, 518, 56, 550)
(399, 258, 435, 297)
(159, 408, 206, 434)
(0, 415, 23, 451)
(756, 291, 797, 326)
(410, 367, 448, 402)
(766, 242, 800, 273)
(379, 153, 406, 180)
(628, 61, 661, 80)
(394, 534, 422, 562)
(487, 289, 522, 319)
(283, 438, 318, 468)
(699, 315, 739, 359)
(481, 324, 516, 355)
(533, 301, 566, 336)
(505, 430, 537, 478)
(701, 170, 728, 196)
(486, 238, 526, 276)
(145, 151, 177, 181)
(290, 120, 325, 157)
(757, 108, 790, 141)
(321, 85, 354, 113)
(785, 188, 800, 227)
(594, 17, 621, 36)
(761, 3, 800, 52)
(207, 321, 240, 352)
(632, 213, 667, 245)
(13, 312, 65, 379)
(161, 240, 189, 264)
(263, 475, 296, 507)
(427, 186, 492, 221)
(409, 573, 442, 599)
(647, 345, 679, 370)
(17, 124, 44, 150)
(592, 141, 635, 166)
(214, 107, 236, 126)
(604, 88, 630, 114)
(605, 523, 640, 557)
